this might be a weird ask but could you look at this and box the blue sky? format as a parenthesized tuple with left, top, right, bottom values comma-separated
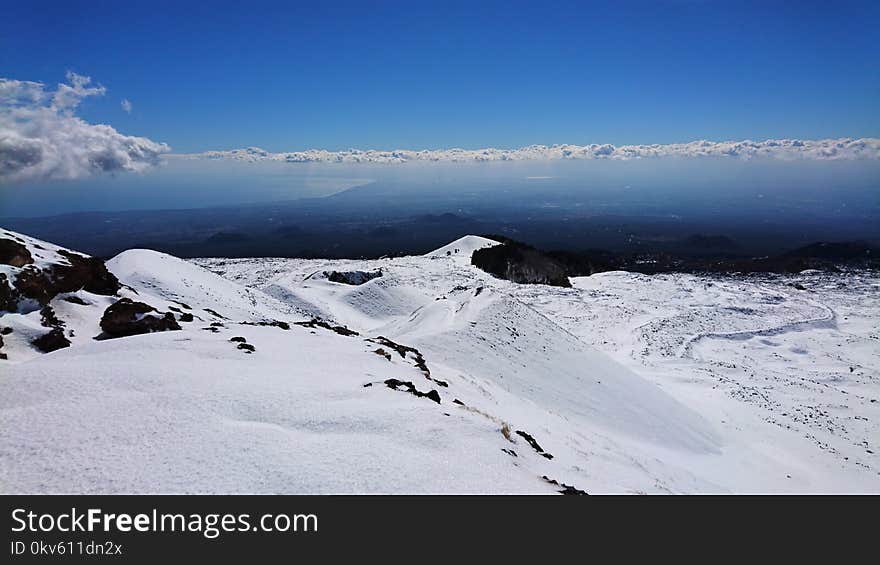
(2, 0, 879, 153)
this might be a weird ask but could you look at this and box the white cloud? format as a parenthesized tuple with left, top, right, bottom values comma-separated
(181, 138, 880, 164)
(0, 73, 169, 184)
(51, 72, 106, 113)
(121, 99, 132, 114)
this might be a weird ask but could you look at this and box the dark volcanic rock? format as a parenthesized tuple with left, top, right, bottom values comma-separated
(0, 274, 17, 312)
(99, 298, 181, 338)
(32, 327, 71, 353)
(56, 251, 121, 296)
(383, 378, 441, 404)
(240, 319, 290, 330)
(40, 305, 63, 328)
(0, 238, 33, 267)
(9, 266, 52, 305)
(368, 336, 434, 381)
(294, 318, 359, 336)
(472, 241, 571, 287)
(515, 430, 554, 459)
(3, 250, 120, 311)
(325, 269, 382, 285)
(542, 475, 588, 495)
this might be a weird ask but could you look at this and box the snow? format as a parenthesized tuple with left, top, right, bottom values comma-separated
(2, 229, 878, 493)
(425, 235, 500, 259)
(107, 249, 304, 321)
(0, 326, 552, 493)
(192, 246, 880, 492)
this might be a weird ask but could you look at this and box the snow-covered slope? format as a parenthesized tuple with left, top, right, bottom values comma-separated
(425, 235, 500, 259)
(2, 228, 878, 493)
(107, 249, 304, 321)
(194, 242, 880, 493)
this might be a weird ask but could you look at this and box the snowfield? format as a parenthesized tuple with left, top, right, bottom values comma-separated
(1, 231, 878, 493)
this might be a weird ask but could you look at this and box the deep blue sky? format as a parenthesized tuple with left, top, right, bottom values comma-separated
(3, 0, 878, 153)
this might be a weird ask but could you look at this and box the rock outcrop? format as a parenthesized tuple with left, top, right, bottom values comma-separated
(325, 270, 382, 285)
(32, 327, 71, 353)
(99, 298, 181, 338)
(0, 239, 33, 267)
(472, 240, 571, 287)
(0, 238, 121, 313)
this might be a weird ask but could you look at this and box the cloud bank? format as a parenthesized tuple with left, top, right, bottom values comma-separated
(183, 138, 880, 165)
(0, 73, 169, 184)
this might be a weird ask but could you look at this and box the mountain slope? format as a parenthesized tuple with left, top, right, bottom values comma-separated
(2, 229, 877, 493)
(195, 237, 880, 492)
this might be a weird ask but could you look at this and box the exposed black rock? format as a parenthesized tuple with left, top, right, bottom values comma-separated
(373, 347, 392, 361)
(62, 295, 89, 305)
(203, 308, 226, 319)
(178, 312, 194, 322)
(39, 305, 63, 328)
(2, 249, 120, 312)
(383, 378, 441, 404)
(11, 266, 55, 305)
(325, 269, 382, 285)
(472, 240, 571, 287)
(237, 343, 255, 353)
(99, 298, 181, 338)
(0, 274, 17, 312)
(32, 327, 71, 353)
(542, 476, 588, 495)
(367, 336, 448, 385)
(294, 318, 359, 336)
(240, 320, 290, 330)
(0, 238, 33, 267)
(368, 336, 431, 378)
(516, 430, 553, 459)
(57, 251, 120, 296)
(229, 336, 247, 343)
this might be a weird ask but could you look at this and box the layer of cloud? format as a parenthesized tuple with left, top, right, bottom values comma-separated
(182, 138, 880, 164)
(0, 73, 169, 184)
